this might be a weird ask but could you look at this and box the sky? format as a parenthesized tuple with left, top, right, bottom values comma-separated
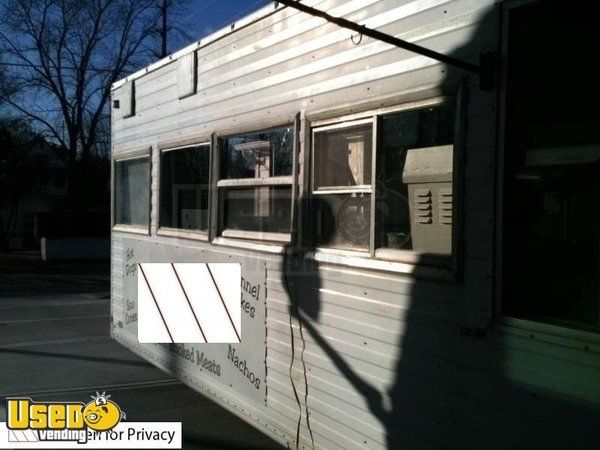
(174, 0, 272, 51)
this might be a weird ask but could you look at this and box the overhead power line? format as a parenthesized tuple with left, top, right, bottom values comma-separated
(0, 61, 113, 73)
(276, 0, 494, 89)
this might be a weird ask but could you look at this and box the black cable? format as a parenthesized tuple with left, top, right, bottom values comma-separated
(277, 0, 480, 75)
(283, 249, 315, 450)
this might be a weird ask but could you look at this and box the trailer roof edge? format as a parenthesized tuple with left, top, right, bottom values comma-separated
(111, 1, 286, 91)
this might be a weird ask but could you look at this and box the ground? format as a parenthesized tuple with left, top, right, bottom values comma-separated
(0, 251, 282, 449)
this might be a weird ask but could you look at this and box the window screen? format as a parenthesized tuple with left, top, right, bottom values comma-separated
(312, 120, 374, 251)
(313, 123, 372, 190)
(312, 193, 371, 250)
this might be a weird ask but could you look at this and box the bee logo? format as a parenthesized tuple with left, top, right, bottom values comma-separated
(82, 392, 125, 431)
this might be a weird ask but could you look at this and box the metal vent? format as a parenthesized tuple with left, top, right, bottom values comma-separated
(439, 188, 452, 225)
(414, 188, 432, 224)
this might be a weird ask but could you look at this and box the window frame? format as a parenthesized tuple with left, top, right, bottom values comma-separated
(112, 150, 152, 235)
(213, 122, 298, 244)
(310, 118, 375, 254)
(309, 94, 464, 268)
(156, 142, 211, 241)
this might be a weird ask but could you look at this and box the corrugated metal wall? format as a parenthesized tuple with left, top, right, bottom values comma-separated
(111, 1, 600, 449)
(112, 0, 494, 152)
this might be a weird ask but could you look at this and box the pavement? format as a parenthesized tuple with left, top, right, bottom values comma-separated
(0, 252, 282, 449)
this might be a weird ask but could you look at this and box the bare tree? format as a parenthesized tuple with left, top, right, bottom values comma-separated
(0, 0, 161, 207)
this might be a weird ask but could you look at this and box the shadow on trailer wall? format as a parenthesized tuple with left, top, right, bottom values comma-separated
(282, 2, 599, 448)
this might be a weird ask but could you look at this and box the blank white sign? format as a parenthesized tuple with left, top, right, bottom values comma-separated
(137, 263, 241, 343)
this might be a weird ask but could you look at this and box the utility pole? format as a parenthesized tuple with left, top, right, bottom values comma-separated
(160, 0, 168, 58)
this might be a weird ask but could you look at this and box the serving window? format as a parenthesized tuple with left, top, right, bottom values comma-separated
(311, 100, 457, 262)
(159, 144, 210, 232)
(114, 155, 150, 229)
(217, 125, 294, 243)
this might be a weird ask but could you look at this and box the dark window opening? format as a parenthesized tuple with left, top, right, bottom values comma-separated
(503, 1, 600, 330)
(220, 186, 292, 234)
(159, 145, 210, 231)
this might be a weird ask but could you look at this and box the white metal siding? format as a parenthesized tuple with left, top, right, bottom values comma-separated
(112, 0, 492, 152)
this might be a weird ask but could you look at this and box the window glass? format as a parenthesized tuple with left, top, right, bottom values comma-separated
(220, 126, 293, 179)
(502, 1, 600, 329)
(312, 193, 370, 251)
(115, 157, 150, 226)
(160, 145, 210, 231)
(376, 105, 455, 255)
(220, 186, 292, 234)
(313, 123, 372, 190)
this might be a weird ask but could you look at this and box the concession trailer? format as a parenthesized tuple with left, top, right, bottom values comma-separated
(110, 0, 600, 448)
